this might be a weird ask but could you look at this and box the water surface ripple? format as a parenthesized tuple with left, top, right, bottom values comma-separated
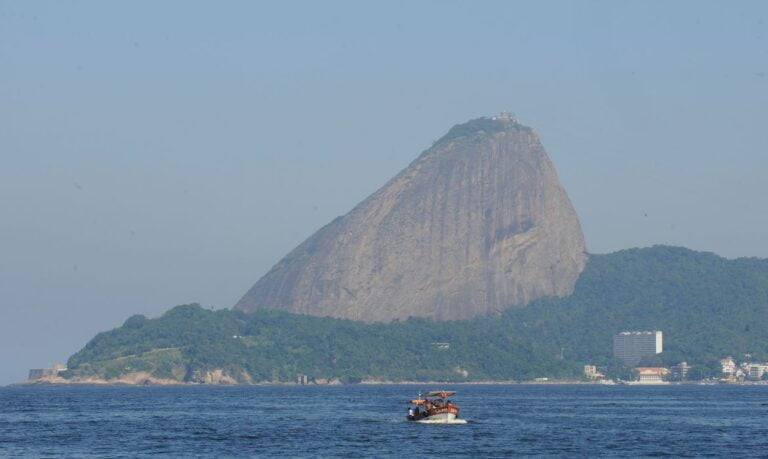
(2, 384, 768, 457)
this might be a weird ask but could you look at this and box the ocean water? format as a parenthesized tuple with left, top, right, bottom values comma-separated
(2, 384, 768, 457)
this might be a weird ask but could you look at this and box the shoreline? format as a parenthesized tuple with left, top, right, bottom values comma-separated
(14, 378, 766, 388)
(12, 377, 588, 387)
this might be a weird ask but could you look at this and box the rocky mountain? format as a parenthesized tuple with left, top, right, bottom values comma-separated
(235, 113, 587, 321)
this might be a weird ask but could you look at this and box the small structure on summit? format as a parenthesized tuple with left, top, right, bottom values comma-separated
(494, 111, 518, 123)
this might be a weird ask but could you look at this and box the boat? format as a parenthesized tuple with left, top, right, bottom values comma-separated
(407, 390, 462, 423)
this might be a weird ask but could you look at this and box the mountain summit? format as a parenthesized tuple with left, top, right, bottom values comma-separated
(235, 113, 587, 321)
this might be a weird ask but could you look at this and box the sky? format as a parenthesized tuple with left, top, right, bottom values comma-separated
(1, 1, 766, 385)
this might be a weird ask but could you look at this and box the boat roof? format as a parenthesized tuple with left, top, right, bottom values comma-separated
(424, 390, 456, 398)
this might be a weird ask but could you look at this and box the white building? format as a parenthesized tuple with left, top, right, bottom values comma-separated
(613, 331, 663, 367)
(584, 365, 605, 380)
(721, 357, 736, 379)
(634, 367, 670, 384)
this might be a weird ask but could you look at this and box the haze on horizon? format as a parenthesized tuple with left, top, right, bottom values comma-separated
(1, 1, 766, 385)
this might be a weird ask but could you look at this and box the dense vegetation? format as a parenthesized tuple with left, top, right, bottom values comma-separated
(66, 246, 768, 383)
(505, 246, 768, 378)
(66, 304, 575, 383)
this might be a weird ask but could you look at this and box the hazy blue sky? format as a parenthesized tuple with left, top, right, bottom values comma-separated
(1, 1, 766, 385)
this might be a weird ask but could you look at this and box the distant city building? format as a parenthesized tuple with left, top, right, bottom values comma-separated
(671, 361, 690, 381)
(583, 365, 605, 380)
(613, 331, 663, 367)
(633, 367, 670, 384)
(720, 357, 737, 379)
(747, 365, 765, 381)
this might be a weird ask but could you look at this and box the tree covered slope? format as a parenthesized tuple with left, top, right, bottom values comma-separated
(506, 246, 768, 374)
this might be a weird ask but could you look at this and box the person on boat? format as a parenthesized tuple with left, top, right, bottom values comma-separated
(408, 407, 414, 420)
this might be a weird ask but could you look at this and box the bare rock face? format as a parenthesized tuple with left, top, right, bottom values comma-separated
(235, 115, 587, 321)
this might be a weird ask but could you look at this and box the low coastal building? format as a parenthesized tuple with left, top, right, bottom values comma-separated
(633, 367, 670, 384)
(28, 363, 67, 381)
(584, 365, 605, 380)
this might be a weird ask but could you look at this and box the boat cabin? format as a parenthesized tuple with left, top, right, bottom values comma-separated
(407, 390, 460, 422)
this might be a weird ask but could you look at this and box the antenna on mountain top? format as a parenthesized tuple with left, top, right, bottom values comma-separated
(498, 111, 518, 123)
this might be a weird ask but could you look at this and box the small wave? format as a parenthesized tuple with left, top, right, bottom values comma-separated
(359, 418, 404, 424)
(415, 419, 468, 425)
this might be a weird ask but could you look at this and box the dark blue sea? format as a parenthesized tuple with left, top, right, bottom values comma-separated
(2, 384, 768, 457)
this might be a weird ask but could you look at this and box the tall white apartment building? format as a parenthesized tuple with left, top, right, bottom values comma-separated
(613, 331, 663, 367)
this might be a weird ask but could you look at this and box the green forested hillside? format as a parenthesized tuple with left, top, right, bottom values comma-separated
(66, 304, 575, 383)
(506, 246, 768, 377)
(66, 246, 768, 383)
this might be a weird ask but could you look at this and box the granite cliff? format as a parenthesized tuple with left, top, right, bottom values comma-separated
(235, 114, 587, 321)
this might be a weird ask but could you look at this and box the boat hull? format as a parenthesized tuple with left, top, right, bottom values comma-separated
(409, 404, 460, 422)
(421, 412, 457, 422)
